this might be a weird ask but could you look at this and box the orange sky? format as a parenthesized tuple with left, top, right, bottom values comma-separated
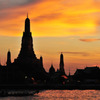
(0, 0, 100, 74)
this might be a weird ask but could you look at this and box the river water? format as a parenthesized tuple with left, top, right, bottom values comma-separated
(0, 90, 100, 100)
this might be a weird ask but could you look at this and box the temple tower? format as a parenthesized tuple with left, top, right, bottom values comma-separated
(13, 15, 48, 81)
(14, 15, 36, 63)
(40, 56, 43, 66)
(59, 53, 65, 74)
(7, 50, 11, 66)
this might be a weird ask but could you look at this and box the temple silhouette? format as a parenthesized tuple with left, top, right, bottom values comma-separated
(1, 15, 100, 90)
(0, 15, 67, 85)
(14, 14, 37, 63)
(13, 15, 48, 82)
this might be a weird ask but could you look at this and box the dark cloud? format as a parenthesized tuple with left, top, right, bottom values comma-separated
(62, 52, 89, 56)
(79, 39, 100, 42)
(0, 0, 42, 10)
(33, 13, 61, 22)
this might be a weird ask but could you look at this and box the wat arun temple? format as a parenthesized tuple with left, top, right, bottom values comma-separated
(0, 15, 66, 85)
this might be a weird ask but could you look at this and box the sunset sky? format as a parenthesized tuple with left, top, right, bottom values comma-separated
(0, 0, 100, 74)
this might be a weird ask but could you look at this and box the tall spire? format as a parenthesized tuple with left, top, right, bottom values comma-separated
(59, 53, 65, 74)
(40, 56, 43, 66)
(6, 50, 11, 66)
(25, 14, 30, 33)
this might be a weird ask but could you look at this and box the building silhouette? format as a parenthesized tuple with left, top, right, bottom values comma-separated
(13, 15, 48, 82)
(0, 15, 49, 84)
(14, 15, 36, 63)
(40, 56, 43, 67)
(59, 53, 65, 74)
(49, 64, 55, 75)
(73, 66, 100, 84)
(0, 15, 68, 85)
(6, 50, 11, 66)
(48, 53, 67, 84)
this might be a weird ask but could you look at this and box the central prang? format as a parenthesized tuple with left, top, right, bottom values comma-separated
(14, 15, 37, 63)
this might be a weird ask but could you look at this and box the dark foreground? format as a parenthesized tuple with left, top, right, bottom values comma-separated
(0, 90, 39, 97)
(0, 84, 100, 90)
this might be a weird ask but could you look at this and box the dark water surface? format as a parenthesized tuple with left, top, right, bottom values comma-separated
(0, 90, 100, 100)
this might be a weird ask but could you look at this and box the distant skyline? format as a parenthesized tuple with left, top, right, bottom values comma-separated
(0, 0, 100, 74)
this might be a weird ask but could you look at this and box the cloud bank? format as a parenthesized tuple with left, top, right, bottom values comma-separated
(62, 52, 89, 56)
(79, 39, 100, 42)
(0, 0, 42, 10)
